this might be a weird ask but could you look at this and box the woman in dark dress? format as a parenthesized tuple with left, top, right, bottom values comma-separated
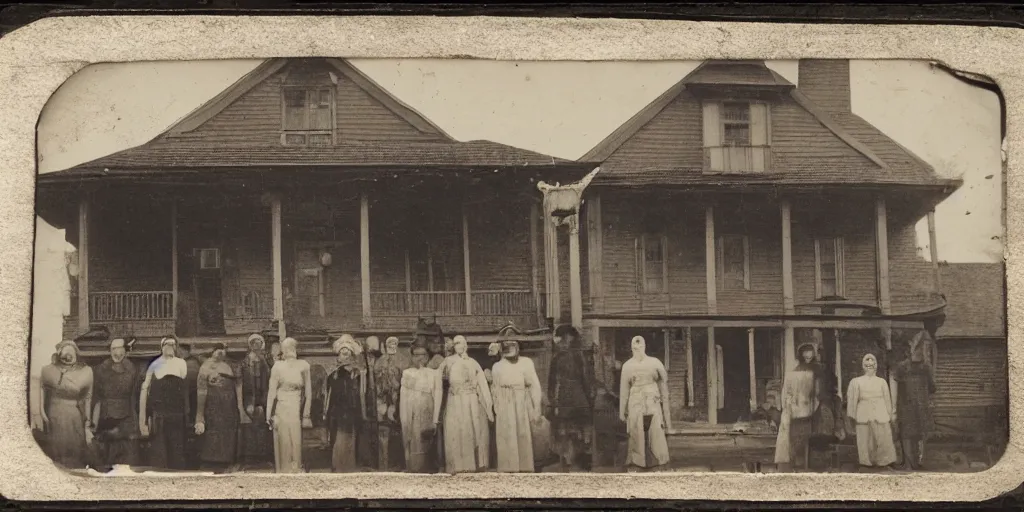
(90, 338, 142, 469)
(195, 343, 249, 472)
(894, 328, 937, 470)
(39, 340, 93, 469)
(241, 333, 273, 466)
(139, 336, 190, 470)
(548, 325, 596, 471)
(324, 335, 368, 472)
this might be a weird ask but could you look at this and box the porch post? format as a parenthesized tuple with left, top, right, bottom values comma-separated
(271, 194, 285, 339)
(171, 199, 178, 324)
(783, 327, 796, 376)
(927, 210, 941, 293)
(77, 199, 90, 334)
(568, 215, 583, 328)
(685, 327, 695, 407)
(530, 202, 542, 323)
(780, 200, 795, 315)
(835, 329, 843, 400)
(586, 194, 603, 310)
(545, 213, 561, 322)
(875, 197, 892, 314)
(705, 205, 717, 315)
(707, 326, 717, 425)
(360, 192, 371, 320)
(462, 203, 472, 315)
(748, 328, 757, 411)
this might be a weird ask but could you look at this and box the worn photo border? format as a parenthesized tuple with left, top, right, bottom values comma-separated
(0, 13, 1017, 504)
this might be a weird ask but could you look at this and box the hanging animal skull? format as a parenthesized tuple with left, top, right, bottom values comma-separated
(537, 167, 601, 232)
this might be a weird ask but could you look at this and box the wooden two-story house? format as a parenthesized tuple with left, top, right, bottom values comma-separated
(35, 58, 595, 378)
(550, 59, 960, 429)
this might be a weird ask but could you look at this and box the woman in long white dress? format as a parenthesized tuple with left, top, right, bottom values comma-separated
(266, 337, 314, 473)
(400, 345, 442, 472)
(441, 335, 493, 473)
(846, 353, 898, 470)
(619, 335, 671, 471)
(490, 340, 543, 473)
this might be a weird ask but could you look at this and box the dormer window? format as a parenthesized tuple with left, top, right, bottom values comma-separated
(702, 101, 771, 173)
(282, 87, 334, 146)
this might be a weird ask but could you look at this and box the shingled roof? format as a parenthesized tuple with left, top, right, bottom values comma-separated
(38, 58, 577, 183)
(581, 60, 961, 190)
(938, 262, 1006, 339)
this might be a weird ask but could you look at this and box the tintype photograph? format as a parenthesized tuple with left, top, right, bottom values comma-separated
(28, 54, 1004, 479)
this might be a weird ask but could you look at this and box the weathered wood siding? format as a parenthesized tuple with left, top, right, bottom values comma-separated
(88, 196, 172, 293)
(933, 338, 1008, 435)
(187, 60, 442, 143)
(791, 197, 877, 306)
(888, 220, 938, 313)
(469, 198, 533, 292)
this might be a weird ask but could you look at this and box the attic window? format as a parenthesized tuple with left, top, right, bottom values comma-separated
(702, 101, 771, 173)
(282, 87, 334, 146)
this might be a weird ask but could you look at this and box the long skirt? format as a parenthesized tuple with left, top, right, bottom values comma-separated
(241, 407, 273, 464)
(149, 414, 188, 470)
(788, 417, 813, 468)
(272, 392, 303, 473)
(625, 384, 669, 468)
(443, 392, 490, 473)
(493, 387, 535, 473)
(331, 426, 358, 472)
(46, 399, 88, 468)
(91, 415, 140, 468)
(855, 421, 898, 467)
(199, 386, 239, 465)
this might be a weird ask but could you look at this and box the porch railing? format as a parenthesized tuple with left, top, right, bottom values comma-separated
(89, 291, 174, 321)
(370, 290, 534, 317)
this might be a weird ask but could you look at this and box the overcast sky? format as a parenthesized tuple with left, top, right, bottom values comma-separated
(29, 58, 1002, 381)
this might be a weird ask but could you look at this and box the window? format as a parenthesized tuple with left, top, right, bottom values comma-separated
(702, 101, 770, 173)
(197, 248, 221, 270)
(636, 235, 669, 293)
(815, 237, 846, 298)
(717, 235, 750, 291)
(282, 87, 334, 146)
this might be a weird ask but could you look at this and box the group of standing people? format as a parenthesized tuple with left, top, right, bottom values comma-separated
(775, 325, 937, 472)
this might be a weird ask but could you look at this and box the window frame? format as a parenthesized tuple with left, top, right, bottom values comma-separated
(716, 234, 751, 291)
(635, 234, 670, 294)
(702, 100, 772, 174)
(814, 236, 846, 299)
(196, 248, 221, 270)
(720, 101, 752, 147)
(280, 85, 336, 147)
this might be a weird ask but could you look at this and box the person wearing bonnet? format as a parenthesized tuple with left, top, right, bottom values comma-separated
(846, 352, 898, 471)
(441, 334, 493, 473)
(90, 337, 142, 469)
(324, 334, 368, 472)
(139, 336, 190, 470)
(39, 339, 94, 468)
(240, 333, 274, 466)
(399, 340, 443, 473)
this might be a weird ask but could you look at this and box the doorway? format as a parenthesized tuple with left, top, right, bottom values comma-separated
(716, 328, 751, 424)
(192, 248, 225, 335)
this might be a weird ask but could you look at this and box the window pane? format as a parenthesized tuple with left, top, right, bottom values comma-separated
(284, 89, 306, 108)
(308, 133, 331, 147)
(318, 89, 332, 106)
(722, 102, 749, 122)
(820, 262, 836, 279)
(644, 237, 663, 263)
(723, 124, 750, 146)
(821, 278, 837, 297)
(820, 239, 836, 263)
(284, 133, 306, 145)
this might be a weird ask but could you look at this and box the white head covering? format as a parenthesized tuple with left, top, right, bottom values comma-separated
(333, 335, 363, 356)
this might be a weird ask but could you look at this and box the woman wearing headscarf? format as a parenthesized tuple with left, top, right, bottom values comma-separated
(39, 340, 93, 468)
(400, 344, 443, 473)
(774, 343, 820, 471)
(490, 339, 543, 473)
(442, 335, 493, 473)
(846, 353, 898, 470)
(548, 325, 596, 471)
(619, 335, 670, 471)
(139, 336, 190, 470)
(194, 343, 249, 473)
(324, 335, 368, 472)
(90, 337, 141, 469)
(266, 337, 313, 473)
(240, 333, 273, 466)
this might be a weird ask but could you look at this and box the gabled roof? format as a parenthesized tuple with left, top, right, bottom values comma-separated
(579, 60, 953, 189)
(40, 58, 577, 181)
(938, 262, 1006, 339)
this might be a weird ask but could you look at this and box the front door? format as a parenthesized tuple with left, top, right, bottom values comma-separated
(193, 248, 225, 335)
(717, 328, 752, 424)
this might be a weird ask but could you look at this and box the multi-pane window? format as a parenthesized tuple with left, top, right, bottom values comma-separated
(717, 235, 750, 291)
(702, 101, 771, 173)
(721, 102, 752, 146)
(635, 235, 669, 294)
(282, 87, 334, 146)
(815, 237, 846, 298)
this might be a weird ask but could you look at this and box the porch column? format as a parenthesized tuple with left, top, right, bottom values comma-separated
(780, 201, 795, 315)
(544, 213, 561, 322)
(171, 200, 178, 323)
(568, 215, 583, 328)
(271, 194, 284, 338)
(835, 329, 843, 400)
(530, 202, 542, 323)
(783, 328, 796, 376)
(77, 199, 89, 334)
(748, 328, 757, 411)
(875, 197, 892, 314)
(360, 192, 371, 320)
(586, 195, 604, 311)
(705, 205, 717, 315)
(927, 210, 941, 293)
(707, 326, 717, 425)
(685, 327, 695, 407)
(462, 203, 472, 315)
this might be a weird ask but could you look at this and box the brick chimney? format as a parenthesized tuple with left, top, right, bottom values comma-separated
(797, 59, 851, 113)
